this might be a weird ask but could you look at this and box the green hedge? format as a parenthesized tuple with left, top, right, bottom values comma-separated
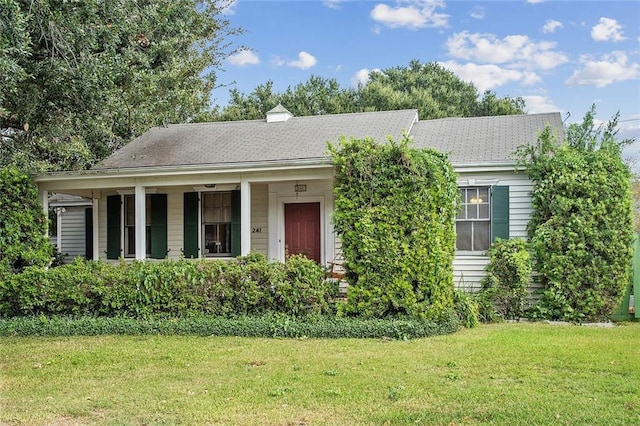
(0, 313, 460, 339)
(330, 135, 458, 320)
(0, 253, 338, 318)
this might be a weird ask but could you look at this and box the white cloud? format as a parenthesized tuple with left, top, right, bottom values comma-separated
(591, 17, 626, 42)
(221, 0, 237, 15)
(542, 19, 563, 34)
(287, 51, 317, 69)
(323, 0, 343, 9)
(521, 95, 561, 113)
(565, 51, 639, 87)
(271, 52, 317, 70)
(439, 61, 541, 92)
(469, 6, 485, 20)
(227, 49, 260, 67)
(370, 0, 449, 30)
(527, 0, 545, 3)
(446, 31, 568, 70)
(350, 68, 381, 87)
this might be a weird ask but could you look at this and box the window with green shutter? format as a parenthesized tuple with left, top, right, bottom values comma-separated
(456, 185, 509, 251)
(183, 192, 199, 258)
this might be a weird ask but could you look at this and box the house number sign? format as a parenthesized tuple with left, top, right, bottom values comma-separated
(252, 227, 262, 233)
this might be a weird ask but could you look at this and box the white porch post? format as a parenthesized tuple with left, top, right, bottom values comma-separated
(240, 179, 251, 256)
(39, 189, 49, 237)
(92, 197, 100, 260)
(135, 185, 146, 260)
(56, 208, 63, 251)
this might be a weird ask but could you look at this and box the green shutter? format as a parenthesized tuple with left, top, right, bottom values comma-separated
(106, 195, 121, 259)
(183, 192, 199, 258)
(85, 207, 93, 260)
(491, 186, 509, 241)
(231, 190, 241, 257)
(150, 194, 168, 259)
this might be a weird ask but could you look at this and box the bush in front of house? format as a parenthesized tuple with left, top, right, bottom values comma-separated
(516, 106, 634, 322)
(330, 135, 458, 320)
(476, 238, 532, 322)
(0, 253, 338, 319)
(0, 312, 460, 339)
(0, 167, 53, 285)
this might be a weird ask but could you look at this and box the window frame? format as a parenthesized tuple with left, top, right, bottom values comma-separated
(123, 194, 152, 258)
(201, 191, 233, 257)
(456, 186, 491, 253)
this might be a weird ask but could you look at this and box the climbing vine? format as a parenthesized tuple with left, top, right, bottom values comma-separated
(329, 135, 458, 320)
(517, 106, 634, 322)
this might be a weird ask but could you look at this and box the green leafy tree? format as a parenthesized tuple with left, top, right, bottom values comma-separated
(214, 60, 524, 121)
(1, 0, 242, 171)
(0, 167, 53, 284)
(330, 135, 458, 320)
(517, 106, 634, 322)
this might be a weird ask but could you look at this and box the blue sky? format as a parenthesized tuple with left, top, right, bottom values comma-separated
(216, 0, 640, 156)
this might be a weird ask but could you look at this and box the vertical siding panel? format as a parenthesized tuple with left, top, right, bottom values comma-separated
(250, 184, 269, 256)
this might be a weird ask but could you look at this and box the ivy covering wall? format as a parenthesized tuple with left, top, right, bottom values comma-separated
(330, 135, 458, 320)
(517, 108, 634, 322)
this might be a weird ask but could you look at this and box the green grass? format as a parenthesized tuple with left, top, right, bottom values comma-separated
(1, 322, 639, 425)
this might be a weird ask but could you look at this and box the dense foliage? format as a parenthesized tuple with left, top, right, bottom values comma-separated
(213, 60, 524, 121)
(0, 0, 241, 171)
(0, 254, 338, 318)
(0, 314, 459, 339)
(330, 135, 458, 320)
(0, 167, 53, 283)
(517, 106, 634, 322)
(476, 238, 532, 322)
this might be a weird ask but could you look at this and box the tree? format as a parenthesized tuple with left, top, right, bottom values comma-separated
(1, 0, 242, 172)
(213, 60, 525, 121)
(517, 106, 634, 322)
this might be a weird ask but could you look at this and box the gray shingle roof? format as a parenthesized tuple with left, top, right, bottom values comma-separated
(94, 109, 563, 170)
(95, 109, 419, 170)
(410, 112, 563, 165)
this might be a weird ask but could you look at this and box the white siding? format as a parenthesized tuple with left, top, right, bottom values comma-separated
(250, 184, 269, 255)
(454, 170, 532, 291)
(59, 206, 88, 261)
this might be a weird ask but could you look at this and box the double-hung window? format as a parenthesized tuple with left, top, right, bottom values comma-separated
(456, 187, 491, 251)
(456, 185, 510, 252)
(202, 192, 232, 256)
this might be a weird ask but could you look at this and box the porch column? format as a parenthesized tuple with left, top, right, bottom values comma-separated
(92, 197, 100, 260)
(240, 179, 251, 256)
(39, 189, 49, 237)
(135, 185, 146, 260)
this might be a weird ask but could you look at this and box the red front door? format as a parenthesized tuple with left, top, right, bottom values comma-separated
(285, 202, 321, 263)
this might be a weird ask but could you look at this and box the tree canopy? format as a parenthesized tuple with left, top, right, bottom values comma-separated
(1, 0, 242, 172)
(212, 60, 525, 121)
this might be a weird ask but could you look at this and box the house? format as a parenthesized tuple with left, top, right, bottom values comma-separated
(33, 106, 564, 290)
(48, 193, 93, 261)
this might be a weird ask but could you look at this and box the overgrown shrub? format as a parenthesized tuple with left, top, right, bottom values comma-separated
(453, 290, 479, 328)
(476, 238, 531, 322)
(330, 135, 458, 320)
(0, 167, 53, 284)
(0, 253, 338, 319)
(517, 106, 634, 322)
(0, 313, 460, 339)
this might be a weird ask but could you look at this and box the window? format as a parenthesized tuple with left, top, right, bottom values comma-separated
(202, 192, 232, 256)
(106, 194, 167, 260)
(456, 187, 491, 251)
(124, 195, 152, 257)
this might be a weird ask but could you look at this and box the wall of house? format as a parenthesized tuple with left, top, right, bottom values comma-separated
(56, 206, 88, 261)
(97, 184, 270, 261)
(454, 169, 533, 291)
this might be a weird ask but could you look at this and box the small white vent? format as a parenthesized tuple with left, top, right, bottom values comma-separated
(266, 104, 293, 123)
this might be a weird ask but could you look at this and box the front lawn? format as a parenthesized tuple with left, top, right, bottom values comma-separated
(1, 322, 639, 425)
